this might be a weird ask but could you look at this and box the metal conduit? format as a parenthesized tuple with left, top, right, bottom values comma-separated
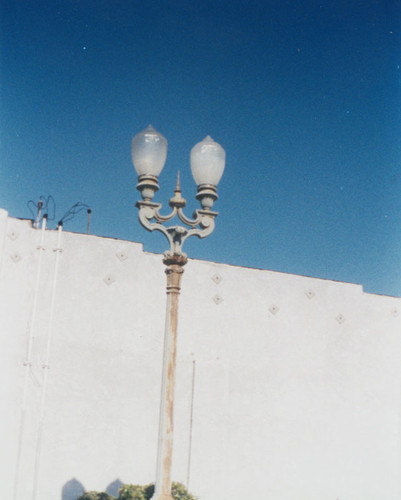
(0, 213, 9, 278)
(13, 216, 47, 500)
(186, 359, 196, 490)
(32, 223, 63, 500)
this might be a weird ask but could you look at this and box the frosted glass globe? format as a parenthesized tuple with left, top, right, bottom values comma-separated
(131, 125, 167, 177)
(190, 136, 225, 186)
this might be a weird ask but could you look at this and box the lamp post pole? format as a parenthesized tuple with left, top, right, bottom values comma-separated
(155, 252, 186, 500)
(131, 126, 225, 500)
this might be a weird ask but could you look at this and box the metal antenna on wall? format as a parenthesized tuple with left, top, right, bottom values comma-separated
(28, 196, 56, 229)
(34, 201, 43, 229)
(58, 202, 91, 233)
(87, 209, 92, 234)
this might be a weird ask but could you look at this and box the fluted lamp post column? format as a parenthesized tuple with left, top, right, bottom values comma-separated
(131, 125, 225, 500)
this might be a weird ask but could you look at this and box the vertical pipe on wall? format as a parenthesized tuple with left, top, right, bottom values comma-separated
(0, 212, 9, 278)
(13, 216, 47, 500)
(32, 223, 63, 500)
(186, 359, 196, 489)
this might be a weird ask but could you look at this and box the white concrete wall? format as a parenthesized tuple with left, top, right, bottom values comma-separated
(1, 208, 401, 500)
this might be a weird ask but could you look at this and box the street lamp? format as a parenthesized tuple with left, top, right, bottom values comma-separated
(132, 125, 225, 500)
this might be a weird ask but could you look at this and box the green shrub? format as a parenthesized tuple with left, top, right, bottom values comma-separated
(76, 493, 115, 500)
(76, 482, 196, 500)
(171, 482, 196, 500)
(118, 483, 152, 500)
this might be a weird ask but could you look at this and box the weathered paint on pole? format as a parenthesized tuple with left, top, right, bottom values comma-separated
(153, 254, 187, 500)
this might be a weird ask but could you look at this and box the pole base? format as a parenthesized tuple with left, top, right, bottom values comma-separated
(151, 493, 174, 500)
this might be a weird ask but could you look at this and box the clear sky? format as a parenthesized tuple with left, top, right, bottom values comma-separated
(1, 0, 401, 297)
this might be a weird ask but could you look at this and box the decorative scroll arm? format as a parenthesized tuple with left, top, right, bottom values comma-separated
(136, 200, 217, 257)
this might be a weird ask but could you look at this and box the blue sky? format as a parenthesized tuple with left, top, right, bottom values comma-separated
(1, 0, 401, 296)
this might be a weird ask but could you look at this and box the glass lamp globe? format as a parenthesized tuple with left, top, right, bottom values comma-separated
(131, 125, 167, 177)
(190, 136, 225, 186)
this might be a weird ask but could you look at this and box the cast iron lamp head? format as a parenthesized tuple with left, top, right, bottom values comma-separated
(132, 125, 225, 209)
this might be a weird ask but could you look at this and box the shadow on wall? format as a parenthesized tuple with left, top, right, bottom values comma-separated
(62, 478, 125, 499)
(105, 479, 124, 496)
(62, 479, 85, 500)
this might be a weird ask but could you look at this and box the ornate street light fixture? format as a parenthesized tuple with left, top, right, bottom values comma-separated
(132, 125, 225, 500)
